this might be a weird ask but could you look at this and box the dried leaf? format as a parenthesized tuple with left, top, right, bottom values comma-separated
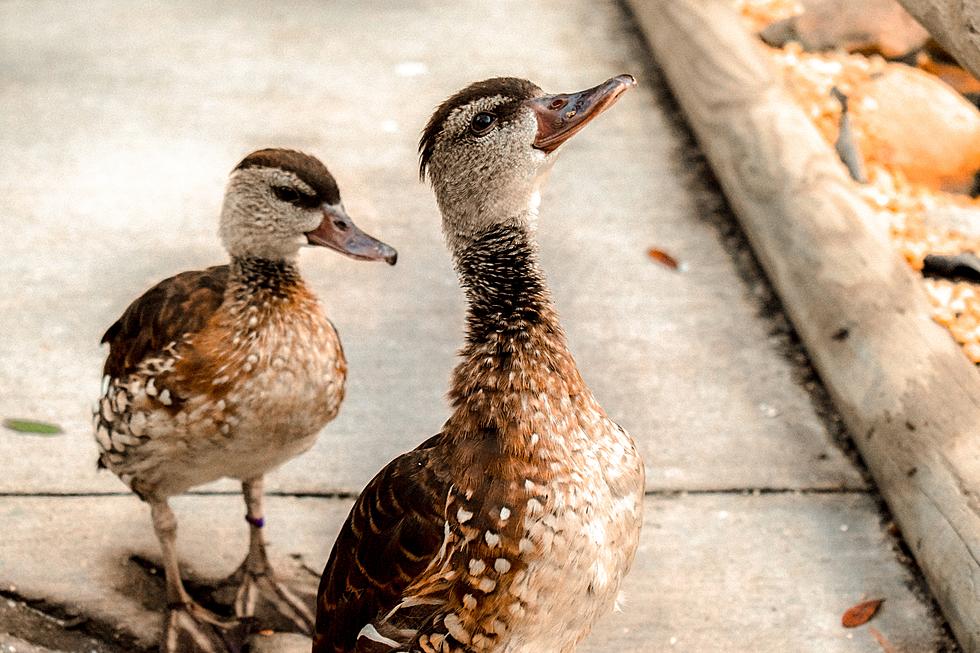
(842, 598, 884, 628)
(868, 626, 898, 653)
(922, 253, 980, 283)
(647, 248, 679, 270)
(3, 418, 64, 436)
(917, 55, 980, 96)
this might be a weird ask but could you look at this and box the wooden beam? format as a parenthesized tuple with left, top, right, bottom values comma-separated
(626, 1, 980, 649)
(895, 0, 980, 80)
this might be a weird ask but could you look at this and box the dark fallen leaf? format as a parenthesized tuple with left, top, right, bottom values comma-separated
(868, 626, 898, 653)
(647, 248, 679, 270)
(922, 253, 980, 282)
(842, 598, 884, 628)
(3, 418, 64, 435)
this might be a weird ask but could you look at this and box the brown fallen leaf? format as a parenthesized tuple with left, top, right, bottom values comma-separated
(868, 626, 898, 653)
(917, 53, 980, 96)
(842, 598, 884, 627)
(647, 248, 679, 270)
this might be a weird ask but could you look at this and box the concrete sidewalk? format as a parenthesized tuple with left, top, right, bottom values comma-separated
(0, 1, 955, 651)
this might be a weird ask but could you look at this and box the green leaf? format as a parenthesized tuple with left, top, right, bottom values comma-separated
(3, 418, 64, 435)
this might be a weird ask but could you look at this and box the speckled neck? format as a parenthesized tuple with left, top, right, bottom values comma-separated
(447, 224, 589, 457)
(453, 225, 555, 345)
(228, 256, 304, 304)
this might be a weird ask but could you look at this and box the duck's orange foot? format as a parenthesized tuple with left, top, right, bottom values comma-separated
(161, 601, 242, 653)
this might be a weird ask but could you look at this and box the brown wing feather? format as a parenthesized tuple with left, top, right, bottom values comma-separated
(314, 435, 450, 653)
(101, 266, 229, 378)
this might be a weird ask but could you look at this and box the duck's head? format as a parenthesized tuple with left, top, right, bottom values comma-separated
(419, 75, 635, 249)
(219, 148, 397, 264)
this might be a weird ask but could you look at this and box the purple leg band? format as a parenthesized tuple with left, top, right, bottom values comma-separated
(245, 514, 265, 528)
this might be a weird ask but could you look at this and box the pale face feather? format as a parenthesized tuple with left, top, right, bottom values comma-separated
(425, 94, 557, 256)
(219, 167, 325, 260)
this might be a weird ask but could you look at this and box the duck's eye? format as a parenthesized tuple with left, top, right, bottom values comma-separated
(470, 112, 496, 135)
(272, 186, 302, 204)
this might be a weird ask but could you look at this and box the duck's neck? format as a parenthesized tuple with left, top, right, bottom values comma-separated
(446, 221, 592, 457)
(454, 223, 553, 345)
(226, 255, 314, 318)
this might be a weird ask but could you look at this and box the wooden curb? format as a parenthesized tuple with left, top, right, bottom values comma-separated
(626, 1, 980, 649)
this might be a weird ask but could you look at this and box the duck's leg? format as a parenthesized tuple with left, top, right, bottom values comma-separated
(232, 476, 315, 634)
(150, 500, 239, 653)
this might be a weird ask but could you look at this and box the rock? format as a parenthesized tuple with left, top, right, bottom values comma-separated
(759, 18, 798, 49)
(761, 0, 929, 58)
(851, 66, 980, 193)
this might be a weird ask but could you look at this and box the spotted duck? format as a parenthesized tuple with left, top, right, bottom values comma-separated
(314, 76, 644, 653)
(94, 149, 396, 653)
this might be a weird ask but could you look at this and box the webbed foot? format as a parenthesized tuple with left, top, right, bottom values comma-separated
(161, 601, 243, 653)
(232, 562, 315, 635)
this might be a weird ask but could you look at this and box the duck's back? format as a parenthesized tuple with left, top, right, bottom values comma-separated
(100, 266, 230, 379)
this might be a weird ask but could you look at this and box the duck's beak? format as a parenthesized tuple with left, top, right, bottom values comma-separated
(527, 74, 636, 153)
(306, 204, 398, 265)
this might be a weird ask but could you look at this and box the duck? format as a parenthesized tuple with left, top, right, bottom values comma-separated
(313, 75, 644, 653)
(93, 148, 396, 653)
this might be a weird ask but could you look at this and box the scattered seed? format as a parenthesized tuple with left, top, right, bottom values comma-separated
(735, 1, 980, 367)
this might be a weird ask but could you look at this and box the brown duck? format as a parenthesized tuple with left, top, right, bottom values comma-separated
(314, 76, 644, 653)
(94, 149, 396, 652)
